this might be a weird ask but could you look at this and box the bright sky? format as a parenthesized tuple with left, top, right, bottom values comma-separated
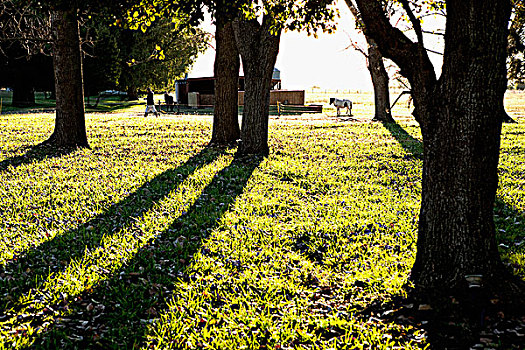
(188, 1, 444, 92)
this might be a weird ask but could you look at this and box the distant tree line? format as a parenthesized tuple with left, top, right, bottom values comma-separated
(0, 2, 208, 105)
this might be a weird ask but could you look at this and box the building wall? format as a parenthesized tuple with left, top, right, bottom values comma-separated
(237, 90, 304, 106)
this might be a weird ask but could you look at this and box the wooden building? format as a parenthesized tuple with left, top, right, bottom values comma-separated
(175, 70, 306, 107)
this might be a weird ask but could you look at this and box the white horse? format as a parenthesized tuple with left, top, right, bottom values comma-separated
(329, 98, 353, 116)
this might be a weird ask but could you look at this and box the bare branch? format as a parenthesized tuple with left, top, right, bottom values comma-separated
(399, 0, 424, 47)
(344, 0, 360, 22)
(342, 38, 368, 58)
(0, 0, 52, 56)
(422, 30, 445, 37)
(426, 47, 443, 55)
(342, 1, 368, 58)
(0, 37, 52, 42)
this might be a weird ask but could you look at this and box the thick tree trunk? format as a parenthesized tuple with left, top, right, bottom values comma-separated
(210, 13, 240, 147)
(48, 8, 88, 148)
(344, 0, 393, 122)
(355, 0, 518, 295)
(233, 18, 281, 156)
(367, 38, 393, 122)
(410, 1, 512, 291)
(11, 82, 35, 107)
(127, 87, 139, 101)
(501, 109, 516, 123)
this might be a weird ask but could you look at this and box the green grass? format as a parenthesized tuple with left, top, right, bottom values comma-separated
(0, 91, 144, 114)
(0, 112, 523, 349)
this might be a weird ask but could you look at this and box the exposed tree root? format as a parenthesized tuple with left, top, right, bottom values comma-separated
(359, 274, 525, 348)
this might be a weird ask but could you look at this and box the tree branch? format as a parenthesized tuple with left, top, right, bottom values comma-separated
(354, 0, 437, 126)
(343, 39, 368, 58)
(426, 47, 443, 55)
(399, 0, 424, 48)
(342, 1, 368, 58)
(354, 0, 435, 82)
(0, 37, 52, 42)
(344, 0, 360, 23)
(422, 30, 445, 37)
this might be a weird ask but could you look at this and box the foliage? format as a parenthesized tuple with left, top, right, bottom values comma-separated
(0, 99, 523, 348)
(508, 0, 525, 86)
(83, 17, 209, 95)
(122, 0, 338, 37)
(240, 0, 339, 36)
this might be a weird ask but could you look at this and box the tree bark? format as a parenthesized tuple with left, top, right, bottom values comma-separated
(233, 17, 281, 156)
(501, 109, 516, 123)
(411, 0, 512, 290)
(210, 12, 240, 146)
(355, 0, 516, 293)
(48, 8, 88, 148)
(367, 38, 393, 122)
(344, 0, 393, 122)
(127, 87, 139, 101)
(11, 81, 35, 107)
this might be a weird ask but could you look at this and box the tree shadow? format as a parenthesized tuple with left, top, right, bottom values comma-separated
(380, 121, 423, 159)
(0, 147, 226, 311)
(85, 101, 143, 113)
(0, 142, 77, 173)
(27, 155, 263, 349)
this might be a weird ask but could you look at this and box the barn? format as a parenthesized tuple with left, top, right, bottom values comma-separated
(174, 68, 305, 107)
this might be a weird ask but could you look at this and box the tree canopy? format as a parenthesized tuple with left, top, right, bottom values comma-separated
(83, 17, 209, 97)
(508, 0, 525, 86)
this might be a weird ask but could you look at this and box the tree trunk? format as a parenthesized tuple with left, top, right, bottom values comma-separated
(501, 109, 516, 123)
(210, 13, 240, 147)
(127, 86, 139, 101)
(367, 38, 393, 122)
(48, 8, 88, 148)
(410, 1, 512, 291)
(233, 17, 281, 156)
(355, 0, 517, 294)
(11, 81, 35, 107)
(344, 0, 393, 122)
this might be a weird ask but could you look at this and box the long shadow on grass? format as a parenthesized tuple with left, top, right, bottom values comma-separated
(30, 155, 262, 349)
(0, 142, 76, 173)
(378, 121, 525, 348)
(380, 121, 423, 159)
(86, 100, 143, 113)
(0, 146, 226, 311)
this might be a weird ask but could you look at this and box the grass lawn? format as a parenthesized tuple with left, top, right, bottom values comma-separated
(0, 95, 523, 349)
(0, 91, 144, 114)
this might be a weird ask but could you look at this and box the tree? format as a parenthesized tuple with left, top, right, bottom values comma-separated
(118, 21, 208, 99)
(0, 49, 53, 107)
(232, 0, 337, 156)
(82, 22, 122, 99)
(0, 1, 54, 107)
(353, 0, 522, 297)
(123, 1, 335, 153)
(508, 0, 525, 87)
(1, 0, 205, 147)
(233, 15, 281, 156)
(209, 1, 242, 147)
(48, 7, 88, 147)
(1, 0, 93, 147)
(344, 0, 393, 122)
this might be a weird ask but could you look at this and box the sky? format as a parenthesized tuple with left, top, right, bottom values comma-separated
(188, 1, 445, 92)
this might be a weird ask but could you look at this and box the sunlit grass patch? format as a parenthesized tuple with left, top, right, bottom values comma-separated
(496, 122, 525, 279)
(0, 112, 523, 349)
